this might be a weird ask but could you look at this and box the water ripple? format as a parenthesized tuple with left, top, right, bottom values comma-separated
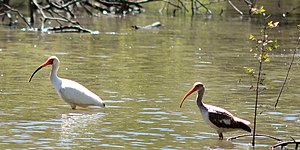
(139, 111, 169, 115)
(126, 131, 164, 137)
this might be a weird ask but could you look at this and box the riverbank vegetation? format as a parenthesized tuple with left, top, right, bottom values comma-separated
(0, 0, 299, 33)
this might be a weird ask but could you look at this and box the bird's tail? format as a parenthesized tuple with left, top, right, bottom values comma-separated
(235, 117, 252, 132)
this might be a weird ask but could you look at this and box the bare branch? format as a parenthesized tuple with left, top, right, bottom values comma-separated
(79, 2, 94, 16)
(162, 0, 182, 10)
(284, 3, 300, 15)
(195, 0, 212, 14)
(2, 4, 32, 28)
(228, 0, 243, 16)
(177, 0, 189, 12)
(30, 0, 97, 33)
(274, 32, 300, 109)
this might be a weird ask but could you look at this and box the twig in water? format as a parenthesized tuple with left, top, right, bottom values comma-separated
(270, 140, 300, 150)
(274, 33, 300, 109)
(284, 4, 300, 16)
(227, 133, 283, 142)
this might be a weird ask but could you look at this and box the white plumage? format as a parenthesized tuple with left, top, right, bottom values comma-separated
(29, 56, 105, 109)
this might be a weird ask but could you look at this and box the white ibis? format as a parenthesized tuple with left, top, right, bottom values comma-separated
(29, 56, 105, 109)
(180, 82, 251, 140)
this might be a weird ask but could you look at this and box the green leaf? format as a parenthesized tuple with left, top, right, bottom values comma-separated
(265, 57, 270, 62)
(260, 53, 270, 62)
(267, 46, 273, 51)
(244, 67, 255, 75)
(267, 21, 279, 28)
(273, 40, 279, 49)
(259, 6, 266, 13)
(250, 6, 266, 14)
(249, 34, 256, 41)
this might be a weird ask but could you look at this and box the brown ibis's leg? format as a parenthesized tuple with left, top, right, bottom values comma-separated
(70, 104, 76, 110)
(218, 133, 223, 140)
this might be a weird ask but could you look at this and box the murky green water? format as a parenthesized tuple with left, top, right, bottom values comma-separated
(0, 4, 300, 149)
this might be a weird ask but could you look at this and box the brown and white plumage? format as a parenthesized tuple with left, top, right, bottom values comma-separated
(180, 82, 251, 140)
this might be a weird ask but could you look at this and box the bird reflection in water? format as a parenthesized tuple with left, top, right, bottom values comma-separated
(57, 110, 106, 143)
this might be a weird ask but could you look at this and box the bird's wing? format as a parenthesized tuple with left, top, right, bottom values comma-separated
(207, 104, 251, 132)
(59, 79, 103, 106)
(206, 105, 239, 129)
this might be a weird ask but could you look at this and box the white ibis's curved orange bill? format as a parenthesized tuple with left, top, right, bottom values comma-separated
(180, 86, 198, 108)
(29, 58, 54, 82)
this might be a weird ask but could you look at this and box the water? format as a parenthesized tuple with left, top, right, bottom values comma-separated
(0, 5, 300, 149)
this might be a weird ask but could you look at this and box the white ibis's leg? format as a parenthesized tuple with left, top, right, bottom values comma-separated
(218, 133, 223, 140)
(70, 104, 76, 110)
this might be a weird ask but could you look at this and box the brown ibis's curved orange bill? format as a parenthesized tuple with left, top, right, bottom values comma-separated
(179, 86, 198, 108)
(28, 58, 54, 82)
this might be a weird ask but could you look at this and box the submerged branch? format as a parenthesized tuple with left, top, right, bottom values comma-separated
(270, 140, 300, 150)
(46, 25, 94, 33)
(227, 133, 283, 142)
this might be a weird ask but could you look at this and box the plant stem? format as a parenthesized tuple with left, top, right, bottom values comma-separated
(252, 26, 267, 146)
(252, 59, 262, 146)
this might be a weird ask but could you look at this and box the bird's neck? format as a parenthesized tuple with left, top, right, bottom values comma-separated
(196, 90, 205, 108)
(50, 64, 60, 83)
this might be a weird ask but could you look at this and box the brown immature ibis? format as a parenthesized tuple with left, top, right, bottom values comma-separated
(180, 82, 251, 140)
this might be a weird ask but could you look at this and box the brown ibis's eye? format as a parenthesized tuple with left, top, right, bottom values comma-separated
(197, 84, 204, 88)
(49, 59, 54, 64)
